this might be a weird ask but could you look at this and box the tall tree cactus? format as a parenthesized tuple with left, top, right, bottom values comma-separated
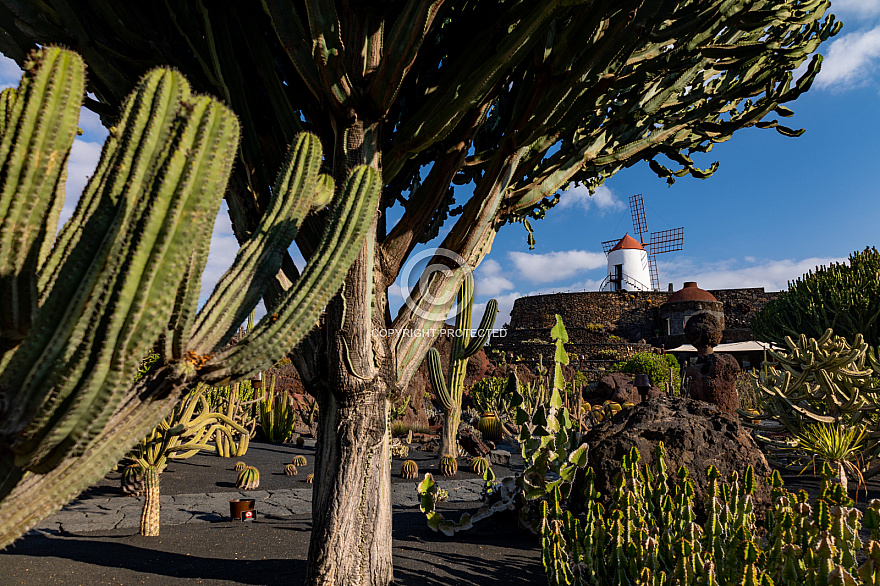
(0, 48, 380, 548)
(427, 275, 497, 459)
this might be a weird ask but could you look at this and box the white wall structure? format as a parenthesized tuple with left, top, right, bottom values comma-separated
(603, 234, 651, 291)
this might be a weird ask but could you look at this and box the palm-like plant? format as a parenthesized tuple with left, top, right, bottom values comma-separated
(792, 422, 866, 495)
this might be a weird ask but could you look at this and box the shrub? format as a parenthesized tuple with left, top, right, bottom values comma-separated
(753, 247, 880, 347)
(610, 352, 680, 392)
(470, 376, 514, 420)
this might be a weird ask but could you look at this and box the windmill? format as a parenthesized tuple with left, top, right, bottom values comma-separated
(601, 194, 683, 291)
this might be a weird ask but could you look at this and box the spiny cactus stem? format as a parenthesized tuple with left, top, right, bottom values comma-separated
(139, 466, 160, 537)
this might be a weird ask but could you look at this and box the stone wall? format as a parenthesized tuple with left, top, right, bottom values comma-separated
(496, 287, 778, 360)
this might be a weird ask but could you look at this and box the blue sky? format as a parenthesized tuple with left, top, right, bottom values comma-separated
(2, 1, 879, 328)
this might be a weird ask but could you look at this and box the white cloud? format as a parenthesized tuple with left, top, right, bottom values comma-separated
(0, 54, 20, 90)
(832, 0, 880, 19)
(59, 139, 103, 227)
(78, 107, 109, 142)
(474, 258, 514, 297)
(661, 256, 847, 292)
(474, 291, 521, 329)
(815, 26, 880, 89)
(509, 249, 606, 283)
(557, 184, 625, 214)
(200, 201, 240, 302)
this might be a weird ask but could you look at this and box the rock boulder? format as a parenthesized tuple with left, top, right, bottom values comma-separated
(581, 395, 771, 518)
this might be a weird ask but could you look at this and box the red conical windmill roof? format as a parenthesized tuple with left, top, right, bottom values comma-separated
(610, 234, 644, 252)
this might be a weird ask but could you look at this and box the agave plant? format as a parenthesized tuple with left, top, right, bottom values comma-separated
(791, 422, 866, 495)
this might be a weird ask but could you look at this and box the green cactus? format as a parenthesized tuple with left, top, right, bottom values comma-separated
(401, 460, 418, 480)
(439, 454, 458, 477)
(539, 442, 880, 586)
(477, 413, 503, 442)
(427, 275, 497, 460)
(236, 466, 260, 490)
(129, 384, 249, 536)
(745, 329, 880, 473)
(284, 463, 298, 476)
(292, 455, 307, 467)
(0, 48, 381, 548)
(471, 456, 489, 475)
(295, 436, 305, 448)
(120, 464, 143, 496)
(258, 375, 297, 443)
(234, 461, 247, 472)
(210, 381, 260, 458)
(306, 473, 314, 484)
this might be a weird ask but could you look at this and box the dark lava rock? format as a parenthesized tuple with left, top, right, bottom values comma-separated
(686, 354, 740, 415)
(685, 312, 723, 352)
(587, 372, 663, 405)
(581, 396, 770, 519)
(458, 427, 492, 458)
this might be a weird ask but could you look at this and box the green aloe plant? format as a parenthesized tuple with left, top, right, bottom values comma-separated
(0, 48, 380, 547)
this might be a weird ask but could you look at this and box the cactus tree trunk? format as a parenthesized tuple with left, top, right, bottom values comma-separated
(439, 406, 462, 460)
(139, 466, 160, 537)
(305, 119, 393, 585)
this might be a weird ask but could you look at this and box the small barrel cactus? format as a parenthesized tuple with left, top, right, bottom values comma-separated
(284, 463, 298, 476)
(292, 455, 307, 467)
(439, 454, 457, 477)
(121, 464, 144, 496)
(470, 456, 489, 475)
(234, 461, 247, 472)
(236, 466, 260, 490)
(306, 473, 314, 484)
(477, 413, 502, 442)
(295, 436, 305, 447)
(401, 460, 418, 479)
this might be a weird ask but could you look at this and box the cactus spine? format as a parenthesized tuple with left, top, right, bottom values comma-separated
(236, 466, 260, 490)
(0, 48, 381, 548)
(292, 455, 307, 467)
(401, 460, 418, 480)
(427, 274, 497, 460)
(439, 454, 458, 477)
(284, 463, 298, 476)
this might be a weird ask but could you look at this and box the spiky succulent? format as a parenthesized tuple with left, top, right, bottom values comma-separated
(234, 461, 247, 472)
(292, 455, 307, 467)
(401, 460, 418, 479)
(306, 474, 314, 484)
(284, 463, 298, 476)
(471, 456, 490, 475)
(477, 414, 502, 442)
(236, 466, 260, 490)
(295, 436, 305, 447)
(440, 454, 458, 477)
(120, 464, 144, 496)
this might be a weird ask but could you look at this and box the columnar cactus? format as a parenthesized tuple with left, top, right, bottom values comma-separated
(0, 48, 381, 548)
(258, 376, 297, 443)
(236, 466, 260, 490)
(439, 454, 458, 477)
(427, 275, 497, 459)
(401, 460, 418, 480)
(284, 464, 298, 476)
(471, 456, 490, 475)
(140, 467, 161, 537)
(292, 455, 307, 467)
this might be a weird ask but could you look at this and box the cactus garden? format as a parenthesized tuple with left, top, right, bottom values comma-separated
(0, 0, 865, 585)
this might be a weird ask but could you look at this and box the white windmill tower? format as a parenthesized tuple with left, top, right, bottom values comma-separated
(600, 194, 683, 292)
